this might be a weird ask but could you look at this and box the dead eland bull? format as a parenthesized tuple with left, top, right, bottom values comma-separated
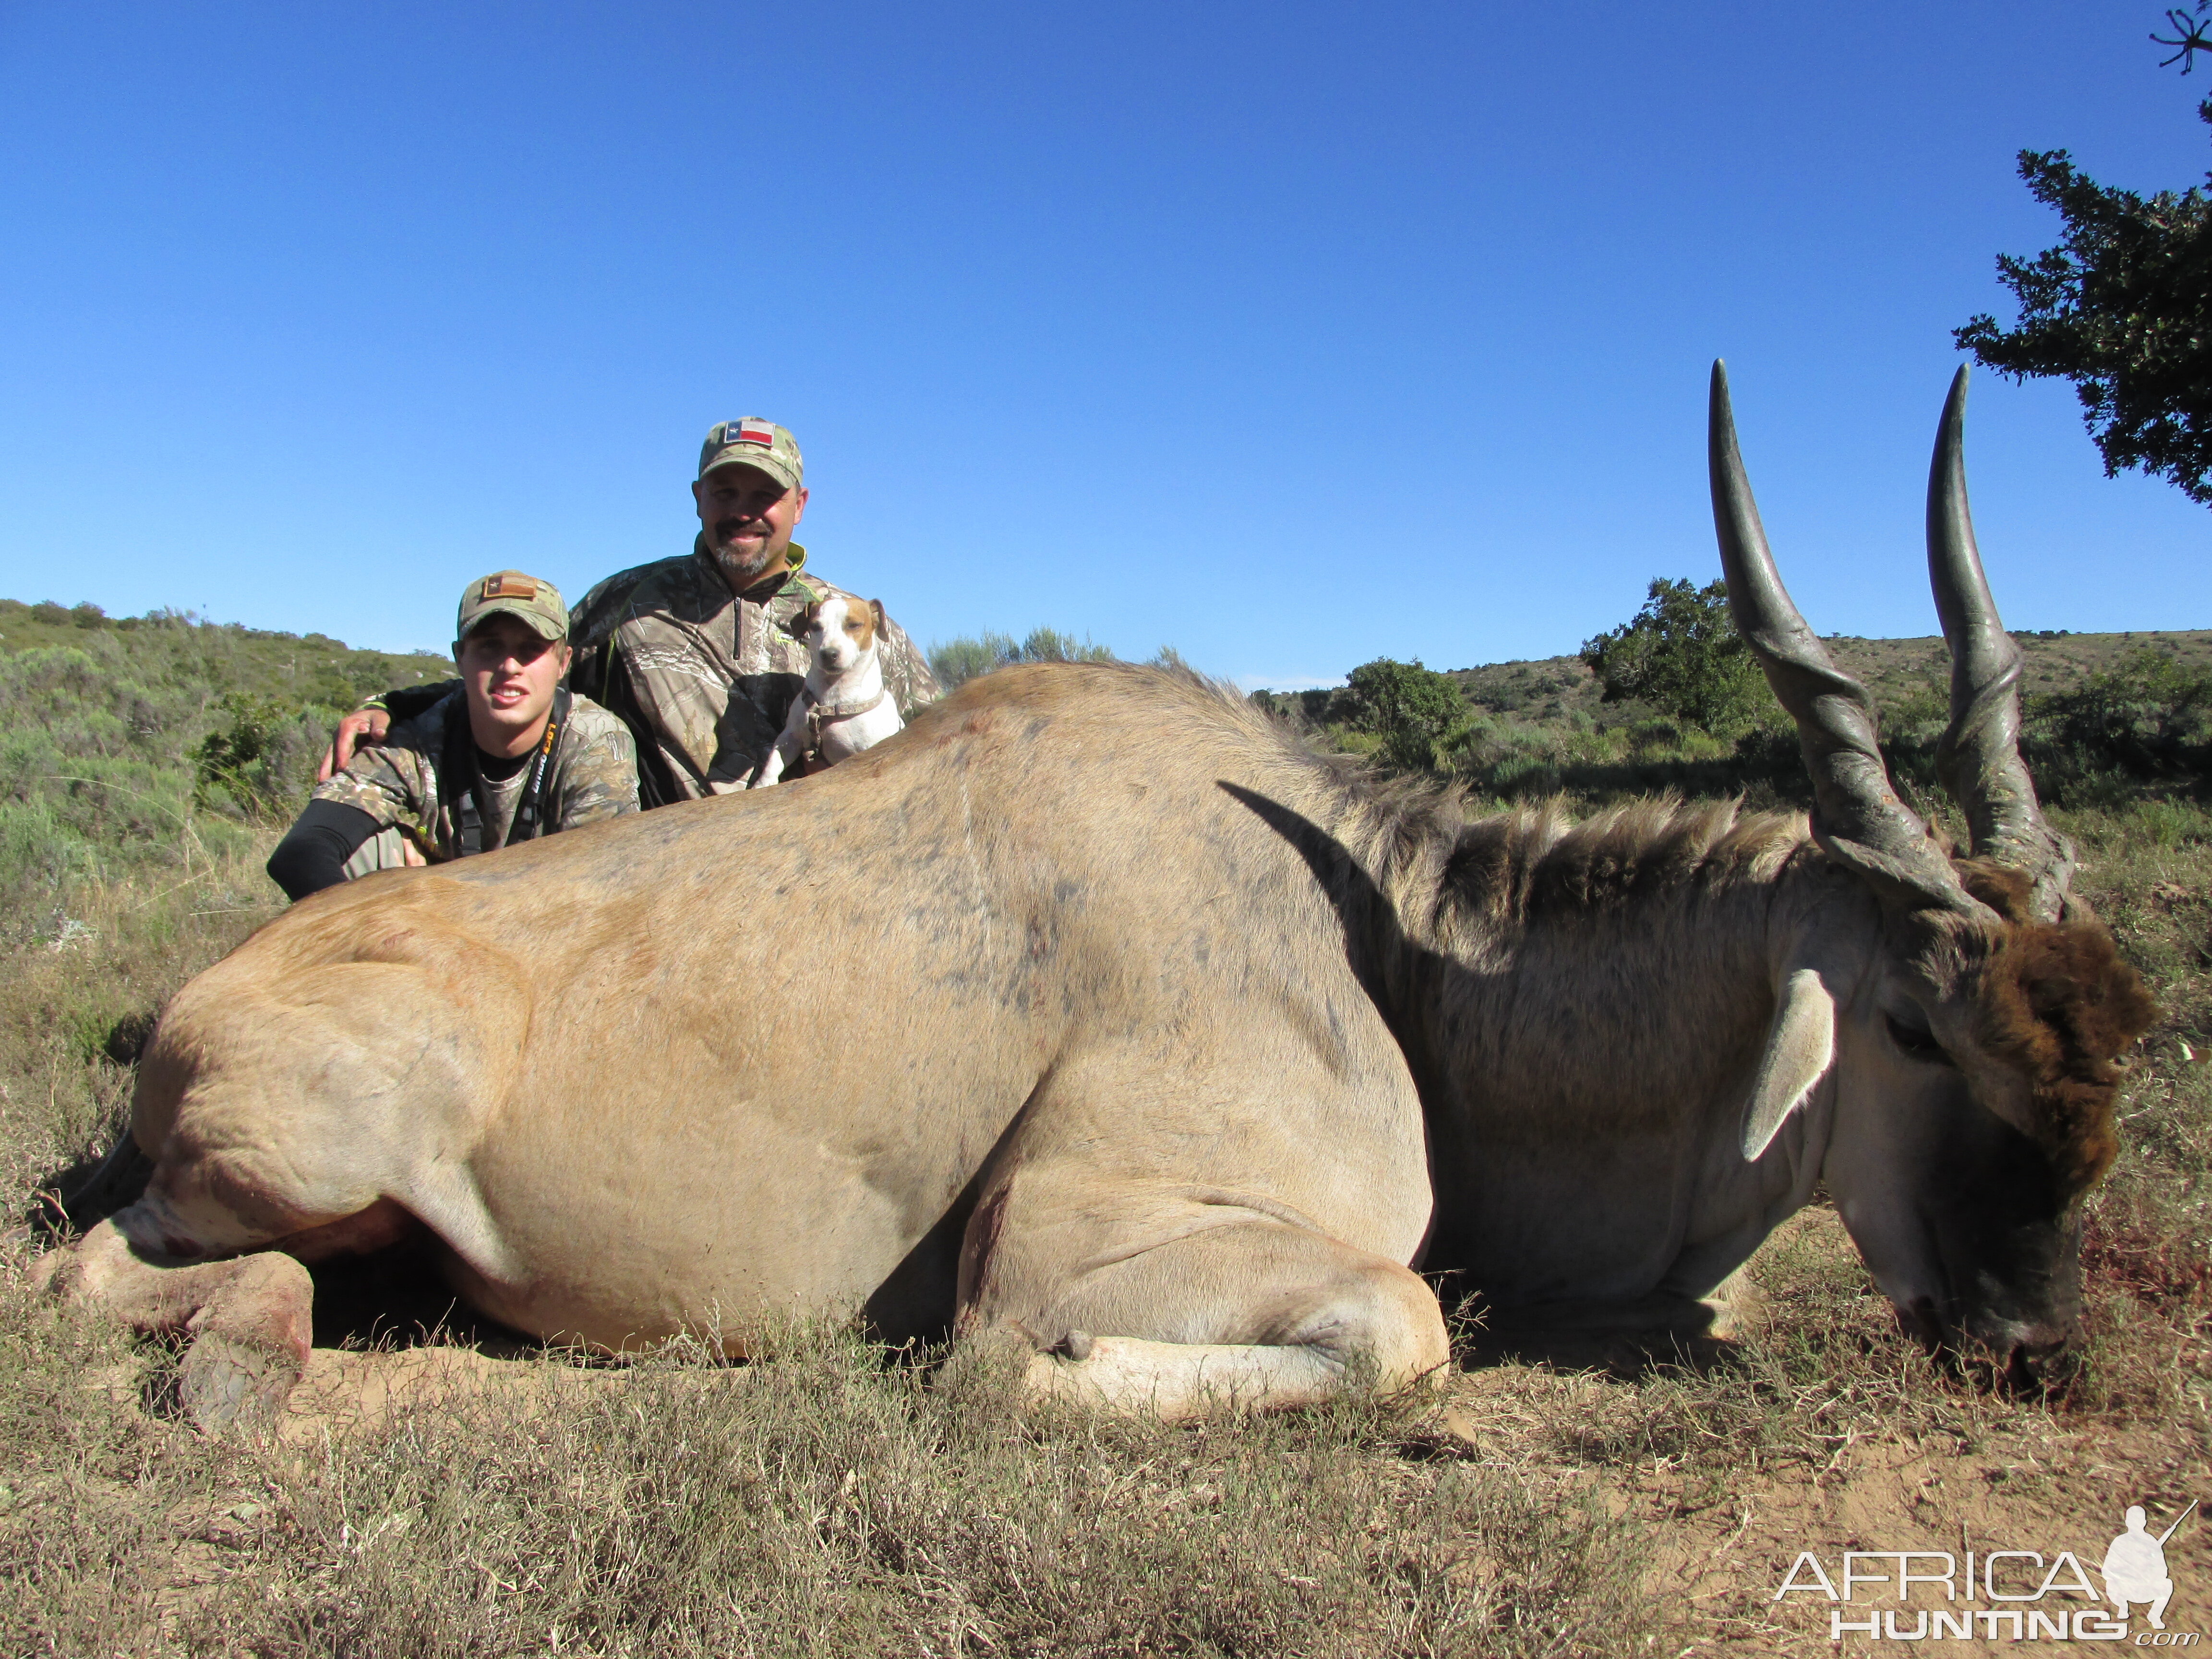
(36, 364, 2153, 1428)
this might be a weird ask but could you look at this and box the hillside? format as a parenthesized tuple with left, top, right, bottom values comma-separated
(0, 601, 452, 946)
(1244, 626, 2212, 814)
(14, 597, 2198, 745)
(1435, 628, 2212, 729)
(0, 598, 451, 709)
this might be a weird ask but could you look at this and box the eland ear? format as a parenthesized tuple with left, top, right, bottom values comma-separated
(1741, 968, 1837, 1160)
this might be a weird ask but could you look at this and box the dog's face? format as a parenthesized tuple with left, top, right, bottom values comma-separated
(803, 596, 882, 675)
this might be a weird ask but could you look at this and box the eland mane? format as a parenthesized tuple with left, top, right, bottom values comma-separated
(1237, 680, 1811, 943)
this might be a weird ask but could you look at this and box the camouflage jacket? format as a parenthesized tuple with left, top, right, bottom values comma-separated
(313, 690, 638, 860)
(567, 539, 941, 806)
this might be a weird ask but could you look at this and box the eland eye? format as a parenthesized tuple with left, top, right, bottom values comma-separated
(1885, 1011, 1953, 1066)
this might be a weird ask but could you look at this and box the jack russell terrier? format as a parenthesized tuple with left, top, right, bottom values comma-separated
(750, 595, 905, 788)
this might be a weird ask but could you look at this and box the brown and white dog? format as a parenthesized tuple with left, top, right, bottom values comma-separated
(751, 595, 905, 787)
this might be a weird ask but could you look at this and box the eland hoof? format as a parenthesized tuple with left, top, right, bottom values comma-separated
(178, 1331, 304, 1434)
(176, 1251, 315, 1434)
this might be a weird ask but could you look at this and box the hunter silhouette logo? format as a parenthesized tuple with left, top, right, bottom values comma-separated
(2106, 1501, 2195, 1632)
(1773, 1498, 2201, 1643)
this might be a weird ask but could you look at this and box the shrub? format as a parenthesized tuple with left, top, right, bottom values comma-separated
(1249, 686, 1339, 726)
(2027, 647, 2212, 785)
(191, 693, 322, 822)
(1341, 658, 1468, 772)
(1580, 577, 1766, 736)
(928, 628, 1115, 690)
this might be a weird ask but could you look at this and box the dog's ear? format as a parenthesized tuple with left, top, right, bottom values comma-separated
(870, 599, 886, 637)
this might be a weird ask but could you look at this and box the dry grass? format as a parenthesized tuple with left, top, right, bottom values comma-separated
(0, 1304, 1669, 1658)
(1, 802, 2208, 1655)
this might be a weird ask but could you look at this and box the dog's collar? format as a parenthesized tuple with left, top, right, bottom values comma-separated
(800, 684, 887, 725)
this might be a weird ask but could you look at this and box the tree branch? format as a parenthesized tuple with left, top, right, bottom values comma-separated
(2153, 6, 2212, 72)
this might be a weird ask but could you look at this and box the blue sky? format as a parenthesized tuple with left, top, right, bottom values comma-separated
(0, 1, 2201, 689)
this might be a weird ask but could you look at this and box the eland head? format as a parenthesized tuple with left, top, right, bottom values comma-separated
(1711, 361, 2157, 1385)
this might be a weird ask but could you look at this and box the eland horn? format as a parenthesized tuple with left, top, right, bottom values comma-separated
(1707, 360, 1969, 912)
(1926, 366, 2078, 922)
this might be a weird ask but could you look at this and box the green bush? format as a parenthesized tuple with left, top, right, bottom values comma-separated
(2025, 648, 2212, 791)
(0, 796, 91, 946)
(1580, 577, 1766, 736)
(191, 693, 325, 822)
(928, 627, 1115, 690)
(1341, 658, 1469, 773)
(1248, 685, 1338, 725)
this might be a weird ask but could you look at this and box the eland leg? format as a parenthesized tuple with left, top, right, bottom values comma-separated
(34, 1218, 315, 1432)
(966, 1198, 1448, 1419)
(33, 1144, 421, 1433)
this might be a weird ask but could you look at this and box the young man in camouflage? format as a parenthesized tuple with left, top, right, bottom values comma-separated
(322, 419, 940, 806)
(268, 570, 638, 900)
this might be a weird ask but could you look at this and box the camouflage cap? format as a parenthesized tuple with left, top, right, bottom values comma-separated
(698, 417, 804, 493)
(456, 570, 569, 643)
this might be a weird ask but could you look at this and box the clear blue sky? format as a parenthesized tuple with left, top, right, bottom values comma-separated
(0, 1, 2201, 689)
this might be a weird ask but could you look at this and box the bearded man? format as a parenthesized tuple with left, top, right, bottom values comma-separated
(324, 419, 940, 805)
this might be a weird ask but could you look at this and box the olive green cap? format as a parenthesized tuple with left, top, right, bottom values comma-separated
(698, 417, 804, 493)
(456, 569, 569, 644)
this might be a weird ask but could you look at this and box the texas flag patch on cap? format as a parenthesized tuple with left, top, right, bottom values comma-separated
(727, 418, 776, 448)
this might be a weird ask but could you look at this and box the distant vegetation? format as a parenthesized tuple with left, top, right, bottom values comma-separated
(927, 626, 1115, 689)
(1337, 658, 1470, 774)
(1579, 577, 1764, 737)
(0, 598, 448, 946)
(0, 605, 1140, 942)
(1252, 582, 2212, 823)
(11, 589, 2212, 954)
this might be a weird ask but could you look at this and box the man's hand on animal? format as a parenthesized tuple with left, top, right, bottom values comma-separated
(317, 706, 392, 781)
(35, 369, 2154, 1436)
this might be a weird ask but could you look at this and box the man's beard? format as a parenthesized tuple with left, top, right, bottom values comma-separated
(707, 519, 784, 589)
